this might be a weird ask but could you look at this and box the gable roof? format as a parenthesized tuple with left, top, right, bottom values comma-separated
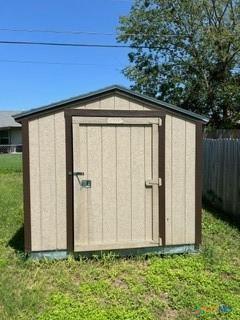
(13, 85, 208, 123)
(0, 111, 21, 129)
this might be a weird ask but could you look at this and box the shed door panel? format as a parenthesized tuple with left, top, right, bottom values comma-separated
(73, 117, 159, 251)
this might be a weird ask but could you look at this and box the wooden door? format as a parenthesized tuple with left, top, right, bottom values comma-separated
(72, 116, 161, 251)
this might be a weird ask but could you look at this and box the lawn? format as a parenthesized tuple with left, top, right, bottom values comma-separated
(0, 154, 239, 319)
(0, 154, 22, 174)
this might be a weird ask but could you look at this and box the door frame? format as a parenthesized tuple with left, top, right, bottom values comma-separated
(64, 109, 166, 253)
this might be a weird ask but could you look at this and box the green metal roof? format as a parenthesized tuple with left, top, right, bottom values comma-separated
(13, 85, 208, 123)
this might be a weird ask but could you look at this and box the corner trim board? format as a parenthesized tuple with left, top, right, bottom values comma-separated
(22, 120, 31, 253)
(65, 113, 74, 252)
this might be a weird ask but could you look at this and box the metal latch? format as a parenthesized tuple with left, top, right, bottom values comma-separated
(81, 180, 91, 188)
(145, 178, 162, 187)
(68, 171, 84, 176)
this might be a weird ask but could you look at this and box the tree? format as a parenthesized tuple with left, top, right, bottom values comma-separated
(118, 0, 240, 128)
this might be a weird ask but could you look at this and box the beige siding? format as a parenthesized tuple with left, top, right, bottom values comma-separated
(117, 126, 132, 241)
(28, 93, 196, 252)
(144, 127, 153, 241)
(73, 124, 88, 246)
(185, 122, 196, 243)
(165, 115, 196, 245)
(29, 113, 66, 251)
(29, 120, 41, 250)
(102, 126, 117, 242)
(38, 116, 56, 250)
(54, 112, 67, 248)
(131, 126, 146, 241)
(76, 95, 151, 110)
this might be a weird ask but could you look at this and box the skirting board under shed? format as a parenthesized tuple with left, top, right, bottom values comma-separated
(29, 245, 198, 260)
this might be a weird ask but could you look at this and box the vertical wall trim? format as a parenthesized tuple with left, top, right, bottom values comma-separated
(65, 113, 74, 252)
(22, 120, 31, 253)
(195, 123, 203, 245)
(159, 116, 166, 245)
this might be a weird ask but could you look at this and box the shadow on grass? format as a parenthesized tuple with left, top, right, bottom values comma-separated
(203, 200, 240, 231)
(8, 225, 24, 253)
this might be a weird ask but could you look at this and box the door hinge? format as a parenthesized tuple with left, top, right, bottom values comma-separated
(145, 178, 162, 187)
(159, 118, 162, 126)
(159, 237, 162, 245)
(158, 177, 162, 186)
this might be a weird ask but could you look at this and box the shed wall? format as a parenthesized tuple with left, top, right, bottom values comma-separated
(165, 116, 196, 245)
(28, 94, 196, 251)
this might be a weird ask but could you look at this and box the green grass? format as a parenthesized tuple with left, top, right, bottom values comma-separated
(0, 156, 239, 319)
(0, 154, 22, 173)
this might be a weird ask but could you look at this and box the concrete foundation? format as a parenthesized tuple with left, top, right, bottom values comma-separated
(29, 244, 198, 260)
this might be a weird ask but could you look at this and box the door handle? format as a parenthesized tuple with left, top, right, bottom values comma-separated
(68, 171, 84, 176)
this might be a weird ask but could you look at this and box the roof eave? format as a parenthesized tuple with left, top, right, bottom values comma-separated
(0, 125, 21, 130)
(13, 85, 209, 123)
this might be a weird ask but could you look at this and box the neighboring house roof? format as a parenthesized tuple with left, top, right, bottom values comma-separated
(0, 111, 21, 129)
(14, 85, 209, 123)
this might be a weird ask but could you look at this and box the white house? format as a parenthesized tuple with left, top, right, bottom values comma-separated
(0, 111, 22, 153)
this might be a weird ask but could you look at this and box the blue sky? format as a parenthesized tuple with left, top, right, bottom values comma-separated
(0, 0, 132, 111)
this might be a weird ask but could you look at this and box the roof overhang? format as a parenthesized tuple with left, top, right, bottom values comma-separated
(13, 85, 209, 124)
(0, 126, 22, 130)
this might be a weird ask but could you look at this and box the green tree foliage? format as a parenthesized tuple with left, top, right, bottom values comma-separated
(118, 0, 240, 128)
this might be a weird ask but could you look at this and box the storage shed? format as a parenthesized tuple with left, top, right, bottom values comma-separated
(14, 85, 208, 258)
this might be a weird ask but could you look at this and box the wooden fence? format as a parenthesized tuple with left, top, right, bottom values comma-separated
(203, 139, 240, 218)
(204, 129, 240, 139)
